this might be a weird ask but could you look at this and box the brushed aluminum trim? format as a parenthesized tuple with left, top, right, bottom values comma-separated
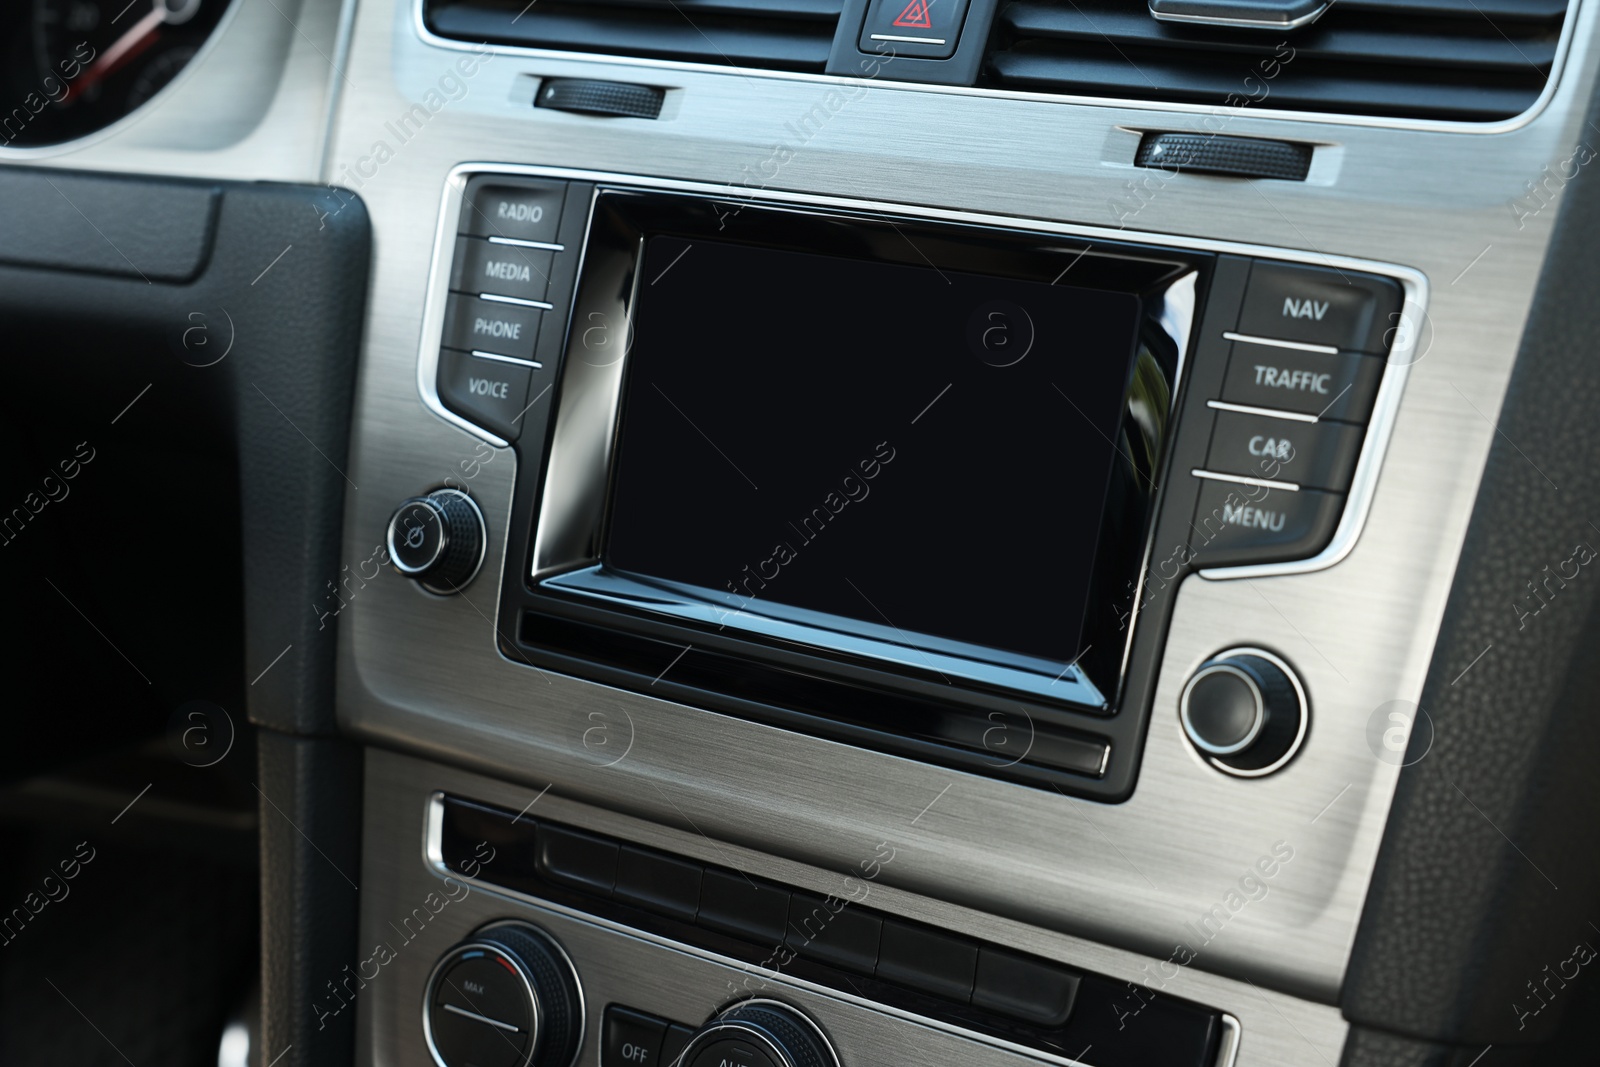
(338, 0, 1595, 1020)
(408, 0, 1582, 136)
(414, 163, 1419, 584)
(389, 758, 1324, 1067)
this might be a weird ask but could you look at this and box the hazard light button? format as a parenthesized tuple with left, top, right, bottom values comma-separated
(859, 0, 974, 59)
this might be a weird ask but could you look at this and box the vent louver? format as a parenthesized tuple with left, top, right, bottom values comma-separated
(425, 0, 846, 72)
(981, 0, 1568, 122)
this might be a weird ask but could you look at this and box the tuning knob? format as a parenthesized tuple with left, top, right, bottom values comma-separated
(422, 921, 583, 1067)
(387, 488, 486, 594)
(679, 1000, 839, 1067)
(1179, 647, 1308, 777)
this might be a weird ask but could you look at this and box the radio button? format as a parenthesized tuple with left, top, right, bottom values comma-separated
(1205, 410, 1364, 491)
(1238, 261, 1402, 354)
(442, 294, 541, 358)
(1190, 480, 1344, 566)
(437, 349, 533, 441)
(1221, 342, 1383, 422)
(462, 179, 566, 244)
(450, 236, 554, 303)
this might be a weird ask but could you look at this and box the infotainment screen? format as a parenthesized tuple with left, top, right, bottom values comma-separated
(602, 236, 1142, 668)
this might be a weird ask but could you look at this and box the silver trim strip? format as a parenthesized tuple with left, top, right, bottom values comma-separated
(1207, 400, 1319, 422)
(870, 33, 948, 44)
(489, 236, 564, 250)
(408, 0, 1581, 136)
(470, 350, 543, 368)
(1149, 2, 1330, 30)
(414, 164, 1422, 585)
(1222, 332, 1340, 355)
(1192, 469, 1302, 491)
(480, 293, 554, 309)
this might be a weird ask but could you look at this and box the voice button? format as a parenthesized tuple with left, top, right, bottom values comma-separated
(437, 349, 533, 441)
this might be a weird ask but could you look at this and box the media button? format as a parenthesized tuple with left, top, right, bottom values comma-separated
(442, 294, 541, 358)
(1221, 341, 1383, 422)
(1205, 409, 1364, 491)
(437, 349, 533, 441)
(450, 236, 554, 303)
(1237, 261, 1403, 354)
(462, 179, 566, 244)
(1190, 479, 1345, 566)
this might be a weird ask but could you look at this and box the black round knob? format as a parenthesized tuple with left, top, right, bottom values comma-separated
(1180, 648, 1308, 777)
(387, 489, 486, 593)
(681, 1000, 838, 1067)
(423, 921, 583, 1067)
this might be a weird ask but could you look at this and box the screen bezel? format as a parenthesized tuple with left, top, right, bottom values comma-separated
(525, 188, 1200, 721)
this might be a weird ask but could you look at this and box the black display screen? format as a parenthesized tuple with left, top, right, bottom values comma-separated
(603, 236, 1142, 666)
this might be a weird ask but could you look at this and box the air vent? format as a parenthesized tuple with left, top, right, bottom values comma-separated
(425, 0, 846, 72)
(981, 0, 1568, 122)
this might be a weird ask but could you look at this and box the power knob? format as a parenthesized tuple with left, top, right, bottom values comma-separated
(423, 921, 584, 1067)
(1179, 647, 1309, 777)
(387, 488, 486, 594)
(679, 1000, 839, 1067)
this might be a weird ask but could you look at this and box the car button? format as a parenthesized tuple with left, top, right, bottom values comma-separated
(858, 0, 974, 59)
(1221, 341, 1383, 422)
(450, 236, 554, 303)
(1205, 409, 1364, 491)
(438, 350, 534, 442)
(1237, 261, 1402, 354)
(1190, 479, 1345, 566)
(442, 294, 541, 359)
(462, 179, 566, 244)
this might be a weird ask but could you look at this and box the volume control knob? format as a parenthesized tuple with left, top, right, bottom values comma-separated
(386, 488, 486, 594)
(1180, 647, 1309, 777)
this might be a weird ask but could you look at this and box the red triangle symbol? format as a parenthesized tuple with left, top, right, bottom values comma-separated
(892, 0, 933, 28)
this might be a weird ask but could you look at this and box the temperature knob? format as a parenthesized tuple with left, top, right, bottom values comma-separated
(423, 921, 583, 1067)
(678, 1000, 839, 1067)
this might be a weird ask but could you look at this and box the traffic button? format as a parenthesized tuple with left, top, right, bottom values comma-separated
(859, 0, 974, 58)
(1237, 261, 1403, 353)
(1221, 341, 1383, 422)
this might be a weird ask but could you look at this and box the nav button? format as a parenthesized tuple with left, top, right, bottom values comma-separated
(438, 350, 533, 441)
(1190, 479, 1345, 567)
